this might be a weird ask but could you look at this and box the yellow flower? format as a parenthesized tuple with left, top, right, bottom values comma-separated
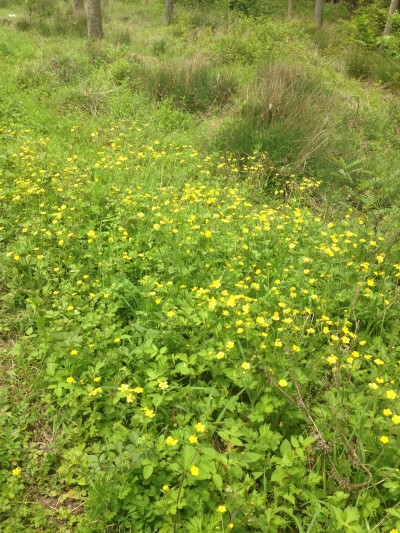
(133, 387, 144, 394)
(144, 409, 155, 418)
(166, 436, 178, 446)
(383, 409, 392, 416)
(114, 338, 120, 343)
(216, 351, 225, 360)
(386, 390, 397, 400)
(380, 436, 389, 444)
(94, 376, 101, 382)
(190, 465, 199, 476)
(292, 345, 300, 352)
(341, 336, 350, 344)
(374, 358, 384, 365)
(66, 376, 75, 384)
(327, 355, 338, 365)
(89, 387, 102, 396)
(392, 415, 400, 424)
(368, 383, 379, 390)
(12, 467, 21, 476)
(126, 394, 134, 403)
(218, 505, 227, 513)
(226, 341, 234, 350)
(241, 362, 250, 371)
(162, 485, 169, 491)
(228, 524, 234, 530)
(195, 422, 205, 432)
(70, 349, 78, 355)
(189, 435, 198, 444)
(274, 339, 282, 347)
(158, 380, 169, 391)
(118, 384, 129, 392)
(67, 306, 74, 311)
(279, 379, 288, 387)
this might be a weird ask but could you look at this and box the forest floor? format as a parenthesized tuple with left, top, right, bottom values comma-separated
(0, 1, 400, 532)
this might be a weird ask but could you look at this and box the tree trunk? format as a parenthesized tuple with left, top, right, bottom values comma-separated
(348, 0, 356, 17)
(73, 0, 84, 16)
(166, 0, 174, 25)
(87, 0, 103, 39)
(314, 0, 325, 26)
(288, 0, 293, 18)
(383, 0, 399, 37)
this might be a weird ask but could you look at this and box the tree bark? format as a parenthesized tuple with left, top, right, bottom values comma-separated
(314, 0, 325, 26)
(383, 0, 399, 37)
(73, 0, 84, 17)
(166, 0, 174, 25)
(87, 0, 103, 39)
(348, 0, 357, 17)
(288, 0, 293, 18)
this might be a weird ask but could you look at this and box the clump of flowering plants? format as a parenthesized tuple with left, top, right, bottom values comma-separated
(1, 117, 399, 532)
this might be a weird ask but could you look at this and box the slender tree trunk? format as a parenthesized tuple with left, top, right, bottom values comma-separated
(87, 0, 103, 39)
(73, 0, 84, 17)
(166, 0, 174, 25)
(314, 0, 325, 26)
(348, 0, 356, 17)
(288, 0, 293, 18)
(383, 0, 399, 37)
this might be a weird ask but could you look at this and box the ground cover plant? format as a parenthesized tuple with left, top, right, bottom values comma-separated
(1, 0, 400, 532)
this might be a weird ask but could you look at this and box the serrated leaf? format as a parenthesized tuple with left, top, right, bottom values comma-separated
(213, 473, 223, 490)
(143, 465, 153, 480)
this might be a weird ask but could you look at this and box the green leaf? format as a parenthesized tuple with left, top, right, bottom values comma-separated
(143, 465, 153, 480)
(182, 445, 196, 469)
(213, 473, 223, 490)
(271, 467, 287, 484)
(280, 439, 292, 456)
(46, 362, 57, 376)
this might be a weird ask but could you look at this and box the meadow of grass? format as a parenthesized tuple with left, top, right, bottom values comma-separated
(1, 1, 400, 532)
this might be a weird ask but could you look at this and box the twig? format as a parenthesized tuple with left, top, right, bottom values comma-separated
(371, 500, 400, 531)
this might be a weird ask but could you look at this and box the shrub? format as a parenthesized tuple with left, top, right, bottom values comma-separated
(209, 17, 312, 65)
(15, 16, 31, 31)
(214, 62, 348, 173)
(350, 3, 400, 55)
(346, 46, 400, 86)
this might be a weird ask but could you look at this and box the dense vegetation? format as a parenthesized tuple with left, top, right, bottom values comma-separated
(0, 0, 400, 531)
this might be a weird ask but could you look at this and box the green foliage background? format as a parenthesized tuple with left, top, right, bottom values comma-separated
(0, 0, 400, 531)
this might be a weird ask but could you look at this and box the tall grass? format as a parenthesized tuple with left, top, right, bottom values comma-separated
(146, 56, 236, 113)
(214, 62, 349, 172)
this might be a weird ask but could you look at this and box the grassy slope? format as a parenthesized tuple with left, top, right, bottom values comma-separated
(0, 1, 400, 532)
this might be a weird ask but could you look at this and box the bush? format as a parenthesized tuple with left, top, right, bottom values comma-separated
(15, 17, 31, 31)
(346, 46, 400, 86)
(209, 17, 311, 65)
(214, 62, 347, 172)
(350, 3, 400, 55)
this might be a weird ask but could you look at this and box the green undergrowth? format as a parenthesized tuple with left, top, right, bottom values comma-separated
(1, 1, 400, 532)
(1, 0, 400, 212)
(1, 101, 400, 533)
